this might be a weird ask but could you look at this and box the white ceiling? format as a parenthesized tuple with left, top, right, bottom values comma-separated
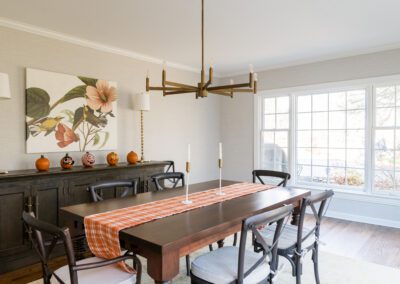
(1, 0, 400, 76)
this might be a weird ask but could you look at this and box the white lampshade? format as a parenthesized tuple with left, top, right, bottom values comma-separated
(0, 73, 11, 100)
(133, 92, 150, 111)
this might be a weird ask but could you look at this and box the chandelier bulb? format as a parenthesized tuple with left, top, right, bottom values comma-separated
(162, 60, 167, 70)
(230, 79, 234, 85)
(254, 73, 258, 81)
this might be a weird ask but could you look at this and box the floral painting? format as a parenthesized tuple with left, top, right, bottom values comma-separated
(26, 68, 117, 153)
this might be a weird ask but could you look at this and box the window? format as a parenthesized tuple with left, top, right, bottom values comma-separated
(296, 90, 366, 189)
(256, 76, 400, 197)
(260, 95, 290, 172)
(373, 85, 400, 194)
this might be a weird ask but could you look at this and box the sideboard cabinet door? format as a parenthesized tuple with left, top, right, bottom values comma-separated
(0, 182, 31, 259)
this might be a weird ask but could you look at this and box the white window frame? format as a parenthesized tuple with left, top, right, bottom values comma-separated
(254, 74, 400, 201)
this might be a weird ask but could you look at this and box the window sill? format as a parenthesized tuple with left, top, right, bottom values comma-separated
(290, 183, 400, 207)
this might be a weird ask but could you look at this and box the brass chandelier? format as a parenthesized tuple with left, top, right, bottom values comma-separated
(146, 0, 257, 98)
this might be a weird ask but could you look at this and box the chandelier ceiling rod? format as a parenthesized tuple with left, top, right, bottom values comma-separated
(146, 0, 257, 98)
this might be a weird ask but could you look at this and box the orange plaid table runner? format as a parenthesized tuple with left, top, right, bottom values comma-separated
(84, 182, 275, 272)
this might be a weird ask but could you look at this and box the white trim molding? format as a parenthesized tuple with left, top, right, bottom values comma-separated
(0, 16, 200, 74)
(325, 210, 400, 229)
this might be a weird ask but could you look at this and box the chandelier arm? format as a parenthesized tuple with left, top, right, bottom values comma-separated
(165, 81, 197, 90)
(148, 86, 194, 91)
(207, 82, 251, 91)
(164, 90, 195, 95)
(230, 88, 255, 93)
(209, 91, 233, 97)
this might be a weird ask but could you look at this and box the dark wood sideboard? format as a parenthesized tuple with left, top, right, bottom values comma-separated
(0, 161, 168, 274)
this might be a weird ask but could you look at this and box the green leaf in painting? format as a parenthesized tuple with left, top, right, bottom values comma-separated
(26, 87, 51, 119)
(78, 76, 98, 87)
(61, 109, 75, 123)
(93, 133, 100, 146)
(99, 132, 109, 149)
(73, 107, 84, 129)
(60, 85, 87, 103)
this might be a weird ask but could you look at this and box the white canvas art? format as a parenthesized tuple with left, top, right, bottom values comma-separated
(26, 68, 117, 153)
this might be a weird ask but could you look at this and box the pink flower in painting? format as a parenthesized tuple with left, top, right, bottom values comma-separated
(86, 80, 117, 113)
(55, 123, 79, 148)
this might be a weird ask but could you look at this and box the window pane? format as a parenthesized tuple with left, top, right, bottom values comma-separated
(346, 169, 364, 186)
(375, 129, 394, 150)
(395, 172, 400, 191)
(312, 166, 328, 183)
(312, 130, 328, 148)
(276, 96, 289, 113)
(276, 114, 289, 129)
(312, 112, 328, 129)
(396, 130, 400, 150)
(395, 151, 400, 171)
(297, 165, 311, 182)
(347, 130, 364, 148)
(297, 113, 311, 129)
(298, 95, 311, 112)
(376, 86, 395, 107)
(347, 149, 364, 168)
(329, 148, 346, 167)
(275, 131, 288, 148)
(329, 92, 346, 111)
(264, 114, 275, 129)
(375, 150, 394, 170)
(297, 130, 311, 147)
(312, 94, 328, 111)
(347, 110, 365, 129)
(297, 148, 311, 164)
(312, 148, 328, 166)
(264, 98, 275, 114)
(374, 171, 394, 191)
(347, 90, 365, 110)
(329, 167, 346, 185)
(262, 131, 274, 144)
(329, 111, 346, 129)
(329, 130, 346, 148)
(376, 107, 395, 127)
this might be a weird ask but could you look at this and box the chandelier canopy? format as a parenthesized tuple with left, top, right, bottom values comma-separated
(146, 0, 257, 98)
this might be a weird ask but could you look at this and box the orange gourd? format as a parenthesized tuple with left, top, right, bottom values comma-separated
(35, 155, 50, 172)
(127, 151, 138, 165)
(107, 152, 119, 166)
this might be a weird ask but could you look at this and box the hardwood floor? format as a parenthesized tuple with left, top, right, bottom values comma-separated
(1, 216, 399, 283)
(305, 216, 400, 269)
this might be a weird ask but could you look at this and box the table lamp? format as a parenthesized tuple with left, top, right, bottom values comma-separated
(0, 73, 11, 174)
(132, 92, 150, 163)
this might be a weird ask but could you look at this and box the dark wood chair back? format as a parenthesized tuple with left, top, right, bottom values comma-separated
(151, 172, 185, 191)
(22, 211, 79, 284)
(165, 160, 175, 173)
(237, 205, 294, 284)
(88, 179, 138, 202)
(252, 170, 291, 187)
(296, 190, 334, 251)
(22, 211, 142, 284)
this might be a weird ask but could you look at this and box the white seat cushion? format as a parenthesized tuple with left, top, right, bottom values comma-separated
(259, 223, 315, 250)
(50, 257, 136, 284)
(191, 246, 270, 284)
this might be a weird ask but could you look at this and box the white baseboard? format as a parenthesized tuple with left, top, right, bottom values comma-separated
(325, 210, 400, 229)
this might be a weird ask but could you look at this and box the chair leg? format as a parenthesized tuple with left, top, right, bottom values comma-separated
(312, 246, 320, 284)
(233, 233, 238, 246)
(295, 256, 302, 284)
(208, 244, 213, 251)
(186, 255, 191, 276)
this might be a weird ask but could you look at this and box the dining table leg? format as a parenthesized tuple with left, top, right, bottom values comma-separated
(217, 239, 225, 248)
(146, 250, 180, 284)
(291, 199, 302, 225)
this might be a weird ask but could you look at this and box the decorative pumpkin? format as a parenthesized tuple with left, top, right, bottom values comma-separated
(81, 152, 95, 168)
(35, 155, 50, 172)
(107, 152, 119, 166)
(60, 153, 74, 170)
(127, 151, 138, 165)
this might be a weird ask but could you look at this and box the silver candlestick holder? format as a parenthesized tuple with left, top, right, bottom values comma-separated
(182, 161, 193, 204)
(216, 159, 225, 196)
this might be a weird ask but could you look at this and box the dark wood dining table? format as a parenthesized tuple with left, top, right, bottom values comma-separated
(60, 180, 310, 283)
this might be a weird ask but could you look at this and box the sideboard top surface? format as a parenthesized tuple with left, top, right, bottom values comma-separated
(0, 161, 169, 180)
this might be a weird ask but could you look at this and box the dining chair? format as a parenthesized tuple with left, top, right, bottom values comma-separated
(88, 179, 138, 202)
(255, 190, 334, 284)
(22, 211, 142, 284)
(150, 172, 185, 191)
(190, 204, 294, 284)
(252, 170, 291, 187)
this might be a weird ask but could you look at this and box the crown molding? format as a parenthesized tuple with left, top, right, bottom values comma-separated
(223, 42, 400, 78)
(0, 16, 200, 74)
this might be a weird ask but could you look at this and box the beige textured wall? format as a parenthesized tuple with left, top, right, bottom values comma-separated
(0, 26, 220, 182)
